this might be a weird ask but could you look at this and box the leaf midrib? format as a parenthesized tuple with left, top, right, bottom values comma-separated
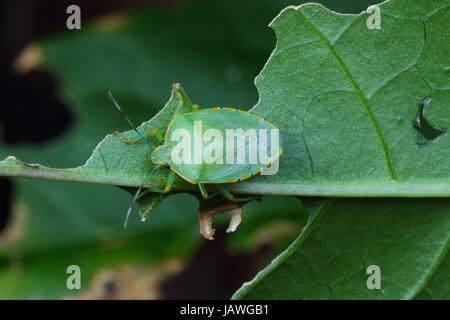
(4, 157, 450, 196)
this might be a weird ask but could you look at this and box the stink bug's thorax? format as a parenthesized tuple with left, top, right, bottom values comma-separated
(151, 143, 171, 166)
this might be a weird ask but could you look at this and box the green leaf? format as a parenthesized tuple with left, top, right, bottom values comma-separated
(233, 198, 450, 299)
(246, 0, 450, 196)
(229, 0, 450, 299)
(415, 251, 450, 299)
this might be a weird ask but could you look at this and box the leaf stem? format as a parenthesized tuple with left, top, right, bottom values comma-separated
(2, 156, 450, 196)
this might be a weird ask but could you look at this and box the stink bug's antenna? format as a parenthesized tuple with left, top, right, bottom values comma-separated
(108, 91, 153, 148)
(123, 165, 161, 228)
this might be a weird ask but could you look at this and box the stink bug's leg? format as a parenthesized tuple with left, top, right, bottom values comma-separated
(153, 171, 175, 193)
(198, 184, 209, 199)
(149, 128, 164, 144)
(198, 184, 220, 199)
(164, 170, 176, 192)
(108, 92, 153, 148)
(113, 130, 146, 145)
(123, 165, 161, 228)
(116, 128, 164, 146)
(214, 184, 256, 202)
(147, 170, 176, 193)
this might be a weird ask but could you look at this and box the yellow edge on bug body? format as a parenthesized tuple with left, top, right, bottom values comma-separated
(187, 107, 278, 129)
(163, 111, 181, 141)
(149, 111, 181, 164)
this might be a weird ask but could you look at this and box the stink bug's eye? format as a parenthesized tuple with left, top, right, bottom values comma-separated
(160, 140, 166, 145)
(164, 163, 171, 169)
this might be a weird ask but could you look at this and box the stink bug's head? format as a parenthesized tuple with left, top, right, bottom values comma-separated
(151, 142, 171, 168)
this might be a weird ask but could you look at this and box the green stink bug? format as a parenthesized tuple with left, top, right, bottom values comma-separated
(109, 84, 283, 236)
(151, 107, 283, 184)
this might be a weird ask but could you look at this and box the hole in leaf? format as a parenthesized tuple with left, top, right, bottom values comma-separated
(0, 70, 73, 145)
(412, 96, 446, 145)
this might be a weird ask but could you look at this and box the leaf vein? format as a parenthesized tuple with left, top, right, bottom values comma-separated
(293, 8, 398, 180)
